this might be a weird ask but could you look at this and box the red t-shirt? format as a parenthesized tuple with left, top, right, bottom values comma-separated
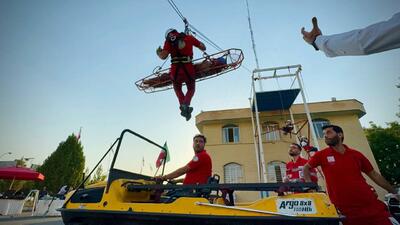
(183, 149, 212, 185)
(286, 157, 318, 183)
(307, 145, 390, 221)
(163, 34, 202, 58)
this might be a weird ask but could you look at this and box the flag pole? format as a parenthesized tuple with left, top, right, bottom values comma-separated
(154, 164, 161, 177)
(154, 142, 169, 176)
(140, 157, 144, 174)
(161, 143, 168, 175)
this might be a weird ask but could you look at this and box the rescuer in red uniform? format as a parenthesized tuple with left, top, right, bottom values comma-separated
(303, 125, 399, 225)
(155, 134, 212, 185)
(285, 143, 318, 183)
(157, 29, 206, 121)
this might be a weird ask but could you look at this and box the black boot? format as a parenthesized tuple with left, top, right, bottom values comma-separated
(185, 106, 193, 121)
(180, 104, 188, 118)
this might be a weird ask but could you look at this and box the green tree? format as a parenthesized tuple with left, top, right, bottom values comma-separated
(37, 134, 85, 193)
(87, 165, 107, 185)
(365, 122, 400, 185)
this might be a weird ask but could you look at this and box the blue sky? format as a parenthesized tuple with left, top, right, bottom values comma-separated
(0, 0, 399, 174)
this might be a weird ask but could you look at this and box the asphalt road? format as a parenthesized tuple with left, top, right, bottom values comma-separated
(0, 216, 63, 225)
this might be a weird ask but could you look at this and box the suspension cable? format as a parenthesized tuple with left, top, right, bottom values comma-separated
(246, 0, 260, 70)
(188, 24, 223, 51)
(167, 0, 185, 21)
(166, 0, 250, 70)
(246, 0, 262, 90)
(166, 0, 223, 52)
(241, 64, 253, 73)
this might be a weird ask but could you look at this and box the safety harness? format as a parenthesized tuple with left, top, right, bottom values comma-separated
(171, 56, 192, 64)
(168, 33, 194, 82)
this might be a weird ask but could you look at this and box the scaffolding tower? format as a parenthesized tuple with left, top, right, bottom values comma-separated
(249, 64, 320, 197)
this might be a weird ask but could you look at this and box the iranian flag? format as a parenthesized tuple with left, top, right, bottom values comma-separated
(156, 142, 170, 168)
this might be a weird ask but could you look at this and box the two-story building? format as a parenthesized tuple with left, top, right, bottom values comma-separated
(195, 99, 385, 202)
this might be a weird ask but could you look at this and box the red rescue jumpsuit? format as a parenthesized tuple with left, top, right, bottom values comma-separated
(163, 34, 203, 106)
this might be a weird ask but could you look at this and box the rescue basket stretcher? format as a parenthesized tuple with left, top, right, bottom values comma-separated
(135, 48, 244, 93)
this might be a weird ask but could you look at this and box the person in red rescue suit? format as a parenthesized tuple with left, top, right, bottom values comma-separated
(156, 29, 206, 121)
(284, 143, 318, 183)
(155, 134, 212, 185)
(303, 125, 399, 225)
(299, 136, 318, 157)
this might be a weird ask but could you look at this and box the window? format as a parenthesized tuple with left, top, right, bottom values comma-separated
(224, 163, 243, 183)
(222, 125, 239, 143)
(312, 119, 330, 138)
(262, 122, 280, 142)
(267, 161, 286, 183)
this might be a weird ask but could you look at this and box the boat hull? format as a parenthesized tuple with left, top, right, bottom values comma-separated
(61, 208, 341, 225)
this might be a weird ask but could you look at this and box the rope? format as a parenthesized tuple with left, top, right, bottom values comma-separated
(289, 75, 297, 89)
(274, 69, 287, 122)
(189, 24, 223, 51)
(241, 64, 253, 73)
(153, 55, 170, 72)
(288, 66, 297, 89)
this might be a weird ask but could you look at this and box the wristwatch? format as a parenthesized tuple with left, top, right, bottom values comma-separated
(311, 41, 319, 51)
(311, 36, 320, 51)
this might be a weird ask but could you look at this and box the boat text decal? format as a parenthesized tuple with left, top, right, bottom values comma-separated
(276, 198, 316, 214)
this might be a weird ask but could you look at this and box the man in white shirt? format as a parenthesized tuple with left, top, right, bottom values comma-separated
(301, 13, 400, 57)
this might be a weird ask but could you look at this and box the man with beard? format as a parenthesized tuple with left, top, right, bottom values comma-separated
(303, 125, 398, 225)
(155, 134, 212, 185)
(284, 143, 318, 183)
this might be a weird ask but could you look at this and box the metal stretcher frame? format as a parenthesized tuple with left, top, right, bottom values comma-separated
(135, 48, 244, 93)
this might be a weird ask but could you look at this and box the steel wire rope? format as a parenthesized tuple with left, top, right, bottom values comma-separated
(275, 68, 290, 123)
(188, 24, 224, 52)
(167, 0, 223, 52)
(167, 0, 257, 92)
(246, 0, 261, 74)
(167, 0, 185, 21)
(168, 0, 256, 76)
(154, 0, 187, 70)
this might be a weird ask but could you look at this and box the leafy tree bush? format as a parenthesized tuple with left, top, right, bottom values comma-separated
(365, 122, 400, 185)
(37, 134, 85, 193)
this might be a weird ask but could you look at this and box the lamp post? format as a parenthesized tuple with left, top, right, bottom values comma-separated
(0, 152, 12, 159)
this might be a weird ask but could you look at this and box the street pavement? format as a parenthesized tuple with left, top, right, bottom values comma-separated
(0, 216, 63, 225)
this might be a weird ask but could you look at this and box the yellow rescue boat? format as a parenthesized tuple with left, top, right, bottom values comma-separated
(60, 129, 342, 225)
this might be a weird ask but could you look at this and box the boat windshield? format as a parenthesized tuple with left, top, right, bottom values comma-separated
(109, 130, 167, 178)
